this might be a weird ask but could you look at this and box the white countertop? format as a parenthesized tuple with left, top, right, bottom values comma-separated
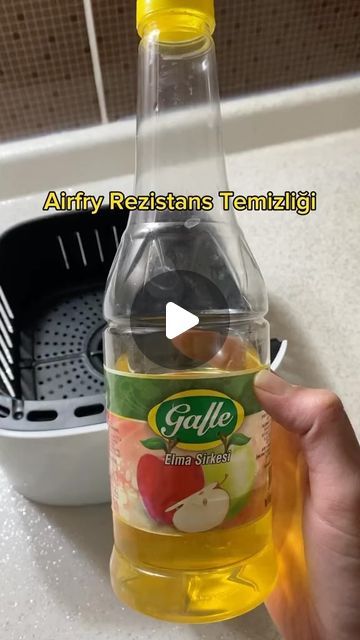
(1, 77, 360, 640)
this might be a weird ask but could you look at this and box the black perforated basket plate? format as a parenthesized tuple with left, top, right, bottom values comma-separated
(0, 208, 128, 431)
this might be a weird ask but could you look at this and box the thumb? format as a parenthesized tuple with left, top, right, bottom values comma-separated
(254, 370, 360, 516)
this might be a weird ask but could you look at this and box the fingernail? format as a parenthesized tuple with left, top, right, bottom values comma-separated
(254, 369, 292, 396)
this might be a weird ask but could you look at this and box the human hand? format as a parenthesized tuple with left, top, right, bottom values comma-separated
(254, 370, 360, 640)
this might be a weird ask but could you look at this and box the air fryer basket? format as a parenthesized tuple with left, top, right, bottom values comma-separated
(0, 210, 286, 433)
(0, 209, 128, 431)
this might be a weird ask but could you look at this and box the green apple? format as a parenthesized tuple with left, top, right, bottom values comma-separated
(203, 443, 256, 519)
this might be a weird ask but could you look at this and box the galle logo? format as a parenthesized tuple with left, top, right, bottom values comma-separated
(147, 389, 244, 451)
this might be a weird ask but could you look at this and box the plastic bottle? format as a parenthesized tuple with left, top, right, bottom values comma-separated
(104, 0, 277, 622)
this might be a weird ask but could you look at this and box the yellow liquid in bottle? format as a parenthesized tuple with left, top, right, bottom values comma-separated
(111, 510, 276, 623)
(109, 349, 277, 622)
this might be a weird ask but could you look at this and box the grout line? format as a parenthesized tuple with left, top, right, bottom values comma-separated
(83, 0, 109, 124)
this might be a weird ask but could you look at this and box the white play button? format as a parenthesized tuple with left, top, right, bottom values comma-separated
(166, 302, 199, 340)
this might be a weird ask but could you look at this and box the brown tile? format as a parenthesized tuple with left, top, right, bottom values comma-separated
(215, 0, 360, 96)
(94, 0, 360, 121)
(0, 0, 100, 141)
(1, 0, 360, 142)
(92, 0, 137, 121)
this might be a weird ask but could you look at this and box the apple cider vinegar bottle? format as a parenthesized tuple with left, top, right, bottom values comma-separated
(103, 0, 277, 622)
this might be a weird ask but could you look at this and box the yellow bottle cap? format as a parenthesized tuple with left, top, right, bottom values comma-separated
(136, 0, 215, 39)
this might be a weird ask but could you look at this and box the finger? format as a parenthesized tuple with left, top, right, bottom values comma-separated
(254, 370, 360, 517)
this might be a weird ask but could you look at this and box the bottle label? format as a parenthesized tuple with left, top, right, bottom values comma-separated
(105, 368, 272, 534)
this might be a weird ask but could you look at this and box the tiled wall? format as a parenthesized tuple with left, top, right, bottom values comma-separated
(0, 0, 359, 141)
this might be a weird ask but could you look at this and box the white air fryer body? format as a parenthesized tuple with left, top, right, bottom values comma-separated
(0, 423, 109, 505)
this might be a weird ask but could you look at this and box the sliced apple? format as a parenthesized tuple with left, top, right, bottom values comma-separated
(166, 483, 230, 533)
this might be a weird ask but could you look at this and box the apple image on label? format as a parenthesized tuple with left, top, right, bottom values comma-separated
(137, 454, 204, 525)
(166, 483, 230, 533)
(204, 443, 256, 519)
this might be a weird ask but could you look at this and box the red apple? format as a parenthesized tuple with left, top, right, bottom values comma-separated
(137, 454, 204, 525)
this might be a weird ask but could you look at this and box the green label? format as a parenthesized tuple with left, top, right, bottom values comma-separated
(107, 368, 272, 534)
(105, 369, 263, 421)
(147, 389, 245, 450)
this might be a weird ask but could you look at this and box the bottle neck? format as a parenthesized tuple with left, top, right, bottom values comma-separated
(134, 24, 228, 208)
